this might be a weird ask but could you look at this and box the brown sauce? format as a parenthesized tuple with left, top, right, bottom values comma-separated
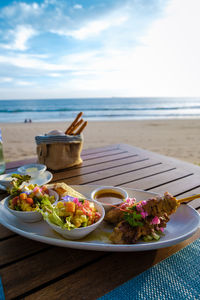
(94, 190, 124, 204)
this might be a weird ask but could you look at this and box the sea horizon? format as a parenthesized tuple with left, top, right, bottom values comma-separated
(0, 97, 200, 123)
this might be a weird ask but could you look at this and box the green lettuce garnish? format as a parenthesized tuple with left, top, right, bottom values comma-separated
(38, 198, 63, 226)
(63, 216, 76, 230)
(47, 210, 64, 227)
(124, 209, 143, 227)
(38, 198, 76, 230)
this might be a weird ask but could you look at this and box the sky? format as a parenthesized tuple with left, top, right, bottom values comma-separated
(0, 0, 199, 100)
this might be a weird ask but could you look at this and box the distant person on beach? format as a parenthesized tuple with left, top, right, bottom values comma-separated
(24, 119, 32, 123)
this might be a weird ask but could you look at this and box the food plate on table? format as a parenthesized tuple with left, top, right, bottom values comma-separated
(0, 171, 53, 191)
(0, 185, 199, 252)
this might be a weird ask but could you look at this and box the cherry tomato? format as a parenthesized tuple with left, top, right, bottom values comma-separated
(20, 193, 27, 200)
(12, 196, 19, 206)
(26, 198, 34, 205)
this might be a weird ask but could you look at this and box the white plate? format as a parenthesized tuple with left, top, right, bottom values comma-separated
(0, 171, 53, 191)
(0, 185, 199, 252)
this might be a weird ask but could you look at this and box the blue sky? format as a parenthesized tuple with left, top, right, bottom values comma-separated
(0, 0, 199, 99)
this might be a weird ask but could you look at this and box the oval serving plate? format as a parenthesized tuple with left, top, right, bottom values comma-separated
(0, 185, 199, 252)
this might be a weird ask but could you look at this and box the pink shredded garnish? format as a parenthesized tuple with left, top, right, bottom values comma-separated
(126, 198, 136, 205)
(120, 203, 127, 209)
(33, 186, 40, 192)
(136, 203, 143, 212)
(141, 211, 148, 219)
(159, 227, 164, 232)
(151, 216, 160, 225)
(141, 200, 147, 205)
(73, 198, 82, 207)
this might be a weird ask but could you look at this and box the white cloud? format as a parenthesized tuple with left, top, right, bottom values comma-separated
(0, 77, 13, 83)
(73, 4, 83, 10)
(0, 54, 63, 71)
(19, 2, 39, 12)
(1, 1, 41, 19)
(48, 73, 62, 77)
(16, 80, 35, 86)
(0, 25, 37, 51)
(13, 25, 37, 51)
(70, 17, 128, 39)
(127, 0, 200, 96)
(51, 14, 128, 40)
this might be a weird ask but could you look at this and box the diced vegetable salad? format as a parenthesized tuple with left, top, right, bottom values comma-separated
(9, 184, 55, 212)
(42, 197, 101, 230)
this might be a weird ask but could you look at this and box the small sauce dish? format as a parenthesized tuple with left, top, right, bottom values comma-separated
(17, 164, 47, 178)
(91, 186, 128, 212)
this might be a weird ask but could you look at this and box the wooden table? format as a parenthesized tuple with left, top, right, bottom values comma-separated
(0, 144, 200, 300)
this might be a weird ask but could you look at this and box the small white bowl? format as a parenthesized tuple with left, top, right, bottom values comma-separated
(17, 164, 47, 178)
(4, 189, 59, 223)
(91, 186, 128, 212)
(0, 173, 15, 189)
(45, 199, 105, 240)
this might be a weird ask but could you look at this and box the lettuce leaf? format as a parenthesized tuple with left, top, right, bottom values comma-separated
(63, 216, 76, 230)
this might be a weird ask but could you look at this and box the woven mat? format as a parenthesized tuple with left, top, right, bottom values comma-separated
(99, 238, 200, 300)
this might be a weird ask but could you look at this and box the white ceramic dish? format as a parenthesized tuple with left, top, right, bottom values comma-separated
(0, 173, 15, 188)
(45, 199, 105, 240)
(17, 163, 47, 178)
(3, 189, 59, 223)
(0, 185, 199, 252)
(91, 186, 128, 212)
(0, 171, 53, 191)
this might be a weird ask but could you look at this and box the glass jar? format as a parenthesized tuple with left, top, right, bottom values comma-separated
(0, 129, 5, 174)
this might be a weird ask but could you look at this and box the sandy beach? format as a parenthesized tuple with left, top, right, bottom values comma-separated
(1, 119, 200, 165)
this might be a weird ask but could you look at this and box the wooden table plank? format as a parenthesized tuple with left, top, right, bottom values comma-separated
(52, 154, 140, 182)
(0, 225, 15, 240)
(119, 169, 192, 190)
(81, 148, 125, 160)
(0, 236, 49, 267)
(81, 144, 120, 155)
(1, 248, 106, 300)
(63, 160, 165, 186)
(175, 187, 200, 198)
(83, 167, 191, 188)
(119, 144, 200, 174)
(145, 174, 200, 196)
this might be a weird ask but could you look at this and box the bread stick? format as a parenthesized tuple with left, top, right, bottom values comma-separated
(65, 112, 83, 134)
(69, 119, 84, 135)
(74, 121, 88, 135)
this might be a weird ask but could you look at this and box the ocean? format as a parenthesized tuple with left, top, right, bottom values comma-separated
(0, 97, 200, 123)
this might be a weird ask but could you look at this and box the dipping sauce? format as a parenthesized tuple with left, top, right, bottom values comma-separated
(26, 167, 38, 173)
(94, 190, 124, 205)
